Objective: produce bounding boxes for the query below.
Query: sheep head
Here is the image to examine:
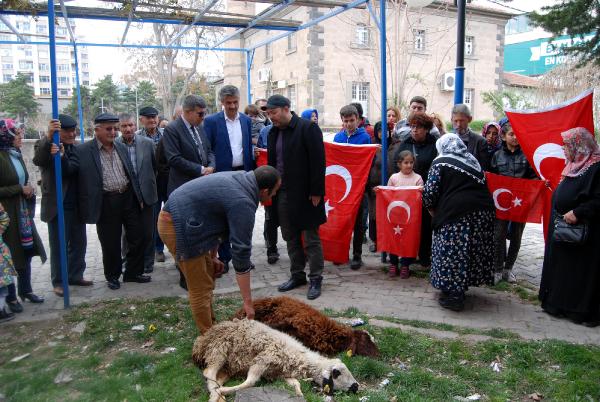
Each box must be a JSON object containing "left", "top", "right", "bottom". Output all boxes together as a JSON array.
[
  {"left": 316, "top": 359, "right": 359, "bottom": 395},
  {"left": 348, "top": 329, "right": 380, "bottom": 357}
]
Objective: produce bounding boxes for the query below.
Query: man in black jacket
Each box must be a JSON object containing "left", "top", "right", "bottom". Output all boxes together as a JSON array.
[{"left": 266, "top": 95, "right": 326, "bottom": 300}]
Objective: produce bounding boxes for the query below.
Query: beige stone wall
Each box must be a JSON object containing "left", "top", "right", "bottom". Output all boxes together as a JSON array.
[{"left": 223, "top": 2, "right": 511, "bottom": 127}]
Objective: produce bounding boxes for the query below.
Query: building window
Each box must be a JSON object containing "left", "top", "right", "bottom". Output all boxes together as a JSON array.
[
  {"left": 464, "top": 88, "right": 474, "bottom": 111},
  {"left": 39, "top": 63, "right": 49, "bottom": 71},
  {"left": 287, "top": 84, "right": 296, "bottom": 111},
  {"left": 2, "top": 63, "right": 12, "bottom": 70},
  {"left": 18, "top": 60, "right": 34, "bottom": 70},
  {"left": 82, "top": 63, "right": 89, "bottom": 69},
  {"left": 413, "top": 29, "right": 426, "bottom": 51},
  {"left": 16, "top": 22, "right": 30, "bottom": 31},
  {"left": 265, "top": 43, "right": 272, "bottom": 62},
  {"left": 82, "top": 80, "right": 89, "bottom": 86},
  {"left": 0, "top": 35, "right": 10, "bottom": 41},
  {"left": 287, "top": 33, "right": 297, "bottom": 52},
  {"left": 355, "top": 24, "right": 370, "bottom": 47},
  {"left": 40, "top": 87, "right": 51, "bottom": 95},
  {"left": 57, "top": 76, "right": 70, "bottom": 86},
  {"left": 56, "top": 27, "right": 68, "bottom": 36},
  {"left": 22, "top": 73, "right": 34, "bottom": 83},
  {"left": 57, "top": 64, "right": 69, "bottom": 72},
  {"left": 351, "top": 81, "right": 369, "bottom": 117},
  {"left": 60, "top": 89, "right": 69, "bottom": 96},
  {"left": 3, "top": 74, "right": 12, "bottom": 82},
  {"left": 465, "top": 36, "right": 474, "bottom": 56},
  {"left": 36, "top": 25, "right": 47, "bottom": 34},
  {"left": 39, "top": 75, "right": 50, "bottom": 83},
  {"left": 81, "top": 53, "right": 88, "bottom": 59}
]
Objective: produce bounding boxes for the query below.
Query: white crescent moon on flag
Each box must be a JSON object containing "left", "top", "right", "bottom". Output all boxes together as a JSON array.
[
  {"left": 325, "top": 165, "right": 352, "bottom": 202},
  {"left": 386, "top": 201, "right": 411, "bottom": 223},
  {"left": 492, "top": 188, "right": 512, "bottom": 211},
  {"left": 533, "top": 143, "right": 566, "bottom": 180}
]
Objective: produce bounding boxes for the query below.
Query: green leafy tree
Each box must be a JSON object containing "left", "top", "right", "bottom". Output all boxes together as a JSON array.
[
  {"left": 0, "top": 73, "right": 40, "bottom": 122},
  {"left": 90, "top": 75, "right": 121, "bottom": 114},
  {"left": 482, "top": 90, "right": 535, "bottom": 119},
  {"left": 62, "top": 85, "right": 94, "bottom": 138},
  {"left": 528, "top": 0, "right": 599, "bottom": 66},
  {"left": 121, "top": 80, "right": 159, "bottom": 116}
]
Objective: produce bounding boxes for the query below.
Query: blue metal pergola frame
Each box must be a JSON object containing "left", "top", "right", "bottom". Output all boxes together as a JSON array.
[{"left": 0, "top": 0, "right": 391, "bottom": 309}]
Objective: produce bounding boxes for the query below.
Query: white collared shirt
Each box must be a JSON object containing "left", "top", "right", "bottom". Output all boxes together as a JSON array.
[{"left": 225, "top": 112, "right": 244, "bottom": 168}]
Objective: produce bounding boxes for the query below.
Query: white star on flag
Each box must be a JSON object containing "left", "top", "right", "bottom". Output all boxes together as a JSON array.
[
  {"left": 324, "top": 200, "right": 334, "bottom": 217},
  {"left": 512, "top": 197, "right": 522, "bottom": 207},
  {"left": 393, "top": 225, "right": 402, "bottom": 235}
]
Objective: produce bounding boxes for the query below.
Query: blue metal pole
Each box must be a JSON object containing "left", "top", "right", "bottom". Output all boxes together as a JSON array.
[
  {"left": 48, "top": 0, "right": 70, "bottom": 308},
  {"left": 245, "top": 50, "right": 255, "bottom": 105},
  {"left": 380, "top": 0, "right": 388, "bottom": 186},
  {"left": 0, "top": 40, "right": 248, "bottom": 53},
  {"left": 454, "top": 0, "right": 466, "bottom": 104},
  {"left": 72, "top": 44, "right": 85, "bottom": 143}
]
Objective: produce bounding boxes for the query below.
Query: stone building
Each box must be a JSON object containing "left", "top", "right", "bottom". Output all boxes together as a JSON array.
[{"left": 223, "top": 0, "right": 513, "bottom": 127}]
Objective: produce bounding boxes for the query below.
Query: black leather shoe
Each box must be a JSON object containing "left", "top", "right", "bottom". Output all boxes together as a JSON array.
[
  {"left": 438, "top": 292, "right": 464, "bottom": 312},
  {"left": 267, "top": 254, "right": 279, "bottom": 264},
  {"left": 123, "top": 275, "right": 151, "bottom": 283},
  {"left": 0, "top": 307, "right": 15, "bottom": 323},
  {"left": 19, "top": 293, "right": 44, "bottom": 303},
  {"left": 278, "top": 277, "right": 307, "bottom": 292},
  {"left": 107, "top": 278, "right": 121, "bottom": 290},
  {"left": 350, "top": 256, "right": 362, "bottom": 270},
  {"left": 307, "top": 277, "right": 322, "bottom": 300},
  {"left": 7, "top": 300, "right": 23, "bottom": 313}
]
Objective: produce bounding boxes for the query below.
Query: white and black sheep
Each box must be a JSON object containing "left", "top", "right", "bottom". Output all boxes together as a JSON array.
[{"left": 192, "top": 318, "right": 359, "bottom": 402}]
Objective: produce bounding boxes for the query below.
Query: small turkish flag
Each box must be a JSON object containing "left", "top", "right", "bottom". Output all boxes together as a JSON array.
[
  {"left": 505, "top": 89, "right": 594, "bottom": 189},
  {"left": 320, "top": 143, "right": 378, "bottom": 263},
  {"left": 256, "top": 148, "right": 268, "bottom": 167},
  {"left": 375, "top": 186, "right": 422, "bottom": 258},
  {"left": 485, "top": 172, "right": 546, "bottom": 224}
]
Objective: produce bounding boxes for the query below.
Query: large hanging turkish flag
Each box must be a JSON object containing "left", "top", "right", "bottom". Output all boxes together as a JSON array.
[
  {"left": 320, "top": 143, "right": 378, "bottom": 263},
  {"left": 375, "top": 186, "right": 422, "bottom": 258},
  {"left": 505, "top": 89, "right": 594, "bottom": 189},
  {"left": 485, "top": 173, "right": 546, "bottom": 223}
]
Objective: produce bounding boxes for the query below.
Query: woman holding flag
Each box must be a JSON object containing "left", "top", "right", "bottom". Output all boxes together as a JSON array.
[
  {"left": 423, "top": 134, "right": 495, "bottom": 311},
  {"left": 539, "top": 127, "right": 600, "bottom": 327}
]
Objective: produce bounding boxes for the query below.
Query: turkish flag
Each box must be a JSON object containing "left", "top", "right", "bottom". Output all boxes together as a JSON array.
[
  {"left": 374, "top": 186, "right": 422, "bottom": 258},
  {"left": 319, "top": 143, "right": 378, "bottom": 263},
  {"left": 256, "top": 148, "right": 268, "bottom": 167},
  {"left": 505, "top": 89, "right": 594, "bottom": 189},
  {"left": 485, "top": 173, "right": 546, "bottom": 224}
]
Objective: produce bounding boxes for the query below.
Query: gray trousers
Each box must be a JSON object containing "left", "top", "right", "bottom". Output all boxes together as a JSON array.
[
  {"left": 48, "top": 209, "right": 87, "bottom": 287},
  {"left": 494, "top": 220, "right": 526, "bottom": 272},
  {"left": 277, "top": 189, "right": 324, "bottom": 280}
]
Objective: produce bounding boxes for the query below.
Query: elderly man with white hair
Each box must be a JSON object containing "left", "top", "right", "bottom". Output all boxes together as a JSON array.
[{"left": 451, "top": 103, "right": 490, "bottom": 171}]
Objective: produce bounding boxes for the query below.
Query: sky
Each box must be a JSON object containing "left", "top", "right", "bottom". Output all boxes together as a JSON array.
[{"left": 70, "top": 0, "right": 560, "bottom": 86}]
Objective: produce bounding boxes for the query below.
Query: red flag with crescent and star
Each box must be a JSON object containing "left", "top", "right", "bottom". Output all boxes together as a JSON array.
[
  {"left": 505, "top": 89, "right": 594, "bottom": 189},
  {"left": 485, "top": 173, "right": 546, "bottom": 224},
  {"left": 319, "top": 142, "right": 378, "bottom": 263},
  {"left": 374, "top": 186, "right": 422, "bottom": 258}
]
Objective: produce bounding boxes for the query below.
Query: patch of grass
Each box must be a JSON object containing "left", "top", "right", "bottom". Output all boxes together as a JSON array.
[
  {"left": 1, "top": 298, "right": 599, "bottom": 402},
  {"left": 490, "top": 280, "right": 540, "bottom": 304}
]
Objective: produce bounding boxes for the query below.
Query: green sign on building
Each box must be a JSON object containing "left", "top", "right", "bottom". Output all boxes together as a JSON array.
[{"left": 504, "top": 33, "right": 595, "bottom": 76}]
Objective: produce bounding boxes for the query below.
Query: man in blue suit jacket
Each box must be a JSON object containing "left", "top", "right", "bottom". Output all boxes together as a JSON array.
[{"left": 204, "top": 85, "right": 255, "bottom": 271}]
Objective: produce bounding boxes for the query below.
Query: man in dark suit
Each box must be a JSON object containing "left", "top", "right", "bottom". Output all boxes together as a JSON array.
[
  {"left": 117, "top": 113, "right": 158, "bottom": 274},
  {"left": 65, "top": 113, "right": 150, "bottom": 290},
  {"left": 33, "top": 114, "right": 90, "bottom": 297},
  {"left": 204, "top": 85, "right": 254, "bottom": 271},
  {"left": 265, "top": 95, "right": 327, "bottom": 300},
  {"left": 162, "top": 95, "right": 215, "bottom": 197}
]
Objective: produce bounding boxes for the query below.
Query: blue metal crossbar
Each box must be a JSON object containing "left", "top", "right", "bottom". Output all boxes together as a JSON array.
[{"left": 0, "top": 40, "right": 246, "bottom": 52}]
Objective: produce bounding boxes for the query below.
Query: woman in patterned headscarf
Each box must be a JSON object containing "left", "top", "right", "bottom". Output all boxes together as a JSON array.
[
  {"left": 481, "top": 121, "right": 503, "bottom": 160},
  {"left": 0, "top": 120, "right": 46, "bottom": 314},
  {"left": 423, "top": 134, "right": 495, "bottom": 311},
  {"left": 539, "top": 127, "right": 600, "bottom": 327}
]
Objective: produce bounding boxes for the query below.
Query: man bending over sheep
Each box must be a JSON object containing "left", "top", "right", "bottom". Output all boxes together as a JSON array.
[{"left": 158, "top": 165, "right": 281, "bottom": 332}]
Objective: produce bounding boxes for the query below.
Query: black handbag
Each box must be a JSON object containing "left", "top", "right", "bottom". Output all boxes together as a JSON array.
[{"left": 553, "top": 214, "right": 588, "bottom": 244}]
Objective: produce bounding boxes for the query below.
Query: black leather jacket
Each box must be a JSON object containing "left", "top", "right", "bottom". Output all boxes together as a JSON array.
[{"left": 491, "top": 143, "right": 538, "bottom": 179}]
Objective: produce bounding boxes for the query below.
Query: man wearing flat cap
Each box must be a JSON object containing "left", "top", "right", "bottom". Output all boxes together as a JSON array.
[
  {"left": 265, "top": 94, "right": 327, "bottom": 300},
  {"left": 33, "top": 115, "right": 90, "bottom": 297},
  {"left": 65, "top": 113, "right": 149, "bottom": 290}
]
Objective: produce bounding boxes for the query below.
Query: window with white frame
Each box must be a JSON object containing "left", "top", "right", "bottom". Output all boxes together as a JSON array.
[
  {"left": 83, "top": 80, "right": 89, "bottom": 86},
  {"left": 2, "top": 63, "right": 12, "bottom": 70},
  {"left": 39, "top": 63, "right": 49, "bottom": 71},
  {"left": 463, "top": 88, "right": 474, "bottom": 111},
  {"left": 287, "top": 84, "right": 296, "bottom": 111},
  {"left": 57, "top": 64, "right": 69, "bottom": 71},
  {"left": 39, "top": 75, "right": 50, "bottom": 83},
  {"left": 56, "top": 27, "right": 67, "bottom": 36},
  {"left": 351, "top": 82, "right": 369, "bottom": 117},
  {"left": 413, "top": 29, "right": 426, "bottom": 51},
  {"left": 22, "top": 73, "right": 34, "bottom": 83},
  {"left": 16, "top": 22, "right": 30, "bottom": 31},
  {"left": 465, "top": 36, "right": 474, "bottom": 56},
  {"left": 18, "top": 60, "right": 33, "bottom": 70},
  {"left": 57, "top": 76, "right": 70, "bottom": 86},
  {"left": 0, "top": 35, "right": 9, "bottom": 41},
  {"left": 60, "top": 89, "right": 70, "bottom": 96},
  {"left": 40, "top": 87, "right": 51, "bottom": 95},
  {"left": 3, "top": 74, "right": 12, "bottom": 82},
  {"left": 355, "top": 24, "right": 370, "bottom": 47},
  {"left": 37, "top": 25, "right": 47, "bottom": 34},
  {"left": 287, "top": 33, "right": 297, "bottom": 52},
  {"left": 265, "top": 43, "right": 272, "bottom": 62}
]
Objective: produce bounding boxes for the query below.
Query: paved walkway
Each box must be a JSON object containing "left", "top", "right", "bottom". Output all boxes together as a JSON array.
[{"left": 11, "top": 205, "right": 599, "bottom": 345}]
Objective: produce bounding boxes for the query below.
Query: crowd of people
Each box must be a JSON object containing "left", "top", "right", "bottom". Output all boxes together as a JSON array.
[{"left": 0, "top": 88, "right": 598, "bottom": 330}]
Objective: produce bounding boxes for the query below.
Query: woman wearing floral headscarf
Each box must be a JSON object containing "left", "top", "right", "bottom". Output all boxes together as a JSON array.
[
  {"left": 0, "top": 120, "right": 46, "bottom": 314},
  {"left": 539, "top": 127, "right": 600, "bottom": 327},
  {"left": 423, "top": 134, "right": 495, "bottom": 311},
  {"left": 481, "top": 121, "right": 502, "bottom": 160}
]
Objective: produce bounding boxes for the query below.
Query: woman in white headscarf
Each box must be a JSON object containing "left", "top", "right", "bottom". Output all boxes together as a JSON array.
[{"left": 423, "top": 134, "right": 495, "bottom": 311}]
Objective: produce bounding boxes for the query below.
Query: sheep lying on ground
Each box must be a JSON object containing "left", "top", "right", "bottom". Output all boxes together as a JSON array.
[
  {"left": 233, "top": 296, "right": 379, "bottom": 357},
  {"left": 192, "top": 319, "right": 359, "bottom": 402}
]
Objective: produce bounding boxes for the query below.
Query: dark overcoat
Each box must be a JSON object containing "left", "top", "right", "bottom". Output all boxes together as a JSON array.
[{"left": 267, "top": 113, "right": 326, "bottom": 230}]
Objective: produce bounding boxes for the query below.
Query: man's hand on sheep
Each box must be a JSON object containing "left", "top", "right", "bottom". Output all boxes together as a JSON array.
[{"left": 243, "top": 299, "right": 255, "bottom": 320}]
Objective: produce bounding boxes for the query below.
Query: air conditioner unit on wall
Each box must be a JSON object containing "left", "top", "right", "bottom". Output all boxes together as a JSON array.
[
  {"left": 277, "top": 80, "right": 287, "bottom": 89},
  {"left": 257, "top": 68, "right": 271, "bottom": 83},
  {"left": 441, "top": 71, "right": 455, "bottom": 91}
]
